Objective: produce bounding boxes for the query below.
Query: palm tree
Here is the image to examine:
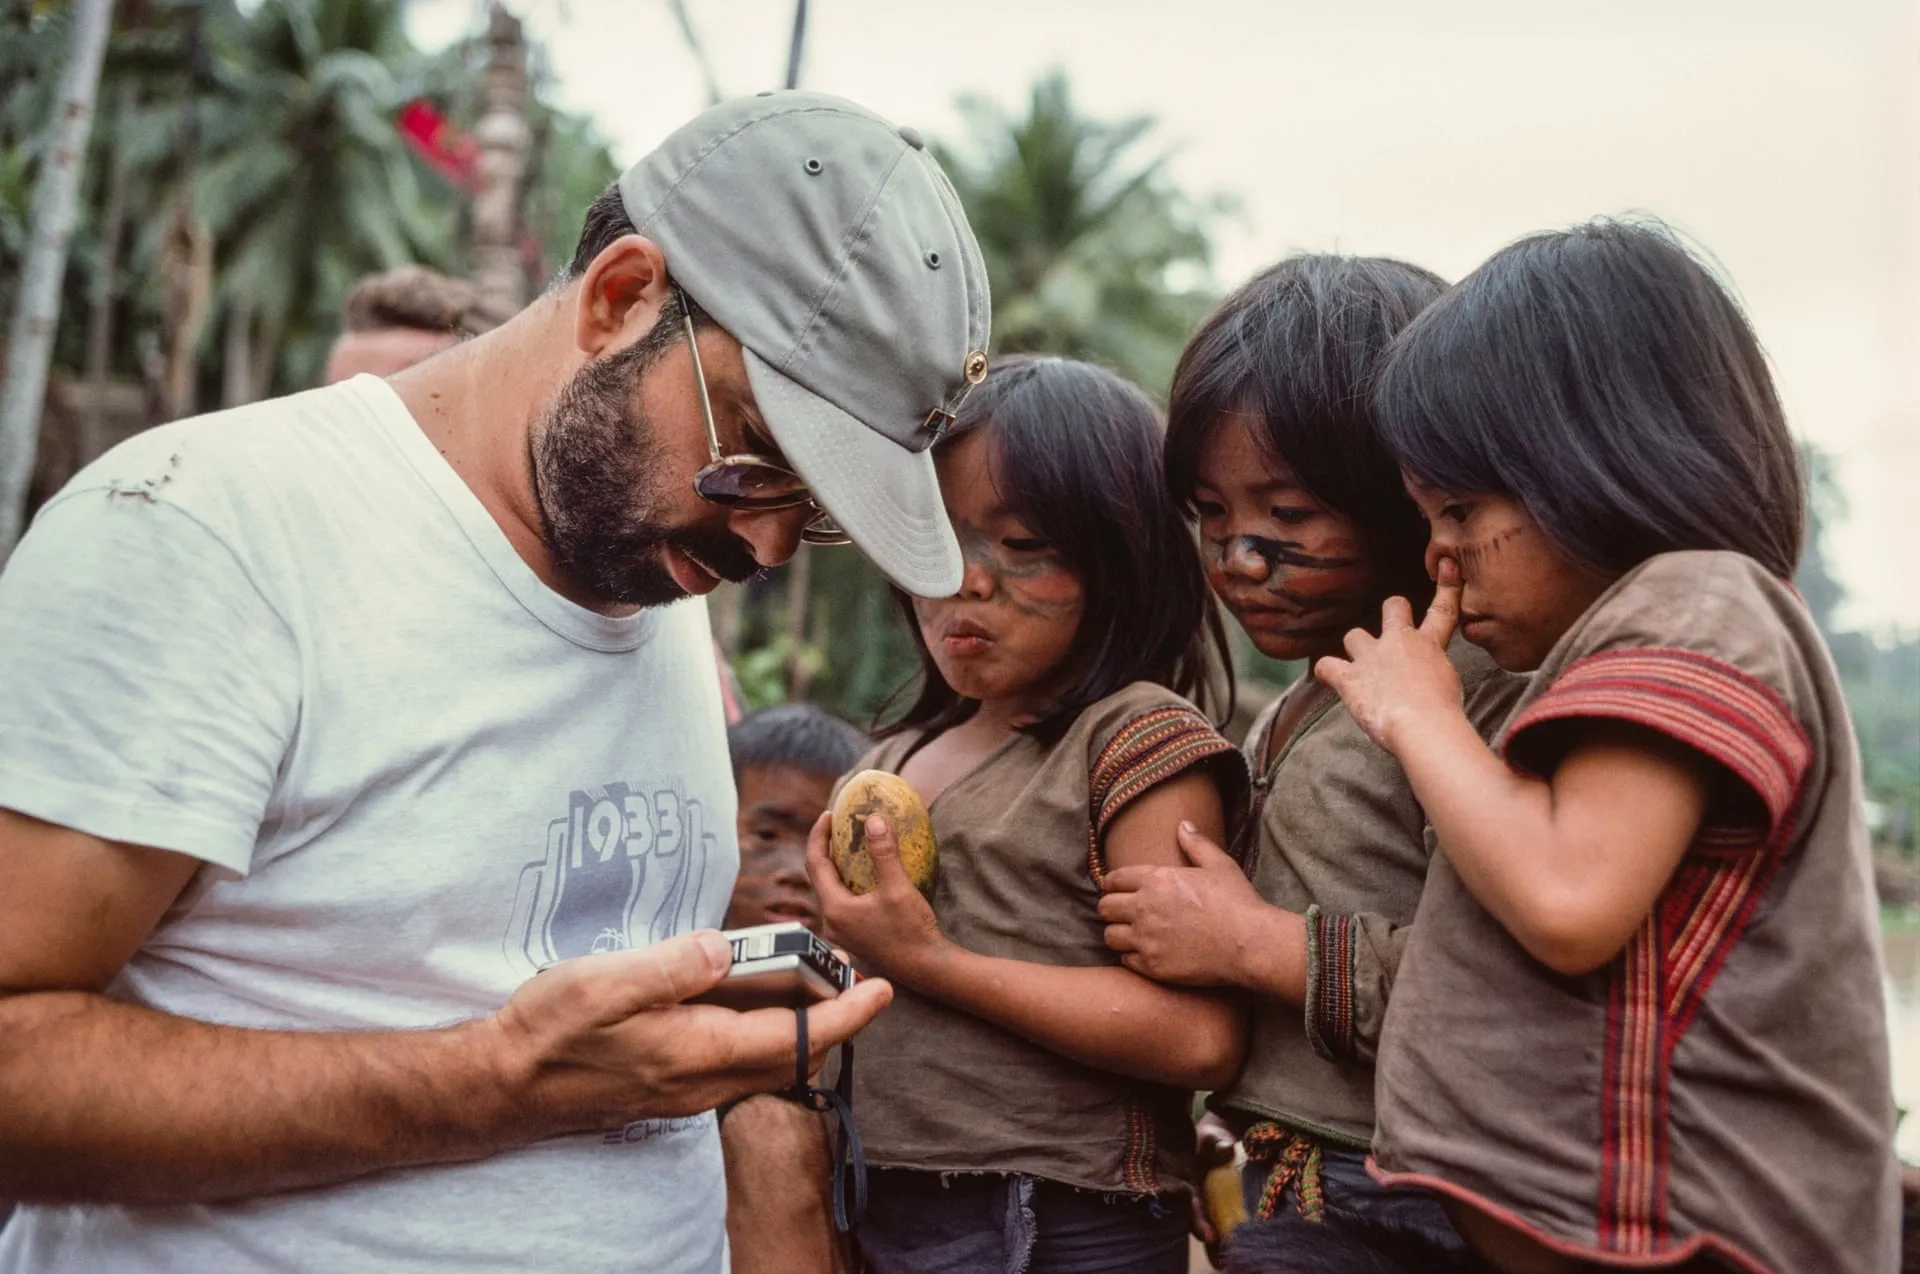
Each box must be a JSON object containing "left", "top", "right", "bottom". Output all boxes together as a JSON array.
[
  {"left": 146, "top": 0, "right": 455, "bottom": 400},
  {"left": 932, "top": 70, "right": 1231, "bottom": 396}
]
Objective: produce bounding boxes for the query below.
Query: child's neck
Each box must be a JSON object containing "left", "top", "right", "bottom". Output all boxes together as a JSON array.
[{"left": 967, "top": 695, "right": 1038, "bottom": 736}]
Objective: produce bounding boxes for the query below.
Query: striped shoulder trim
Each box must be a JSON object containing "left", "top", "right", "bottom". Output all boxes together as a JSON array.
[
  {"left": 1503, "top": 647, "right": 1811, "bottom": 837},
  {"left": 1086, "top": 704, "right": 1243, "bottom": 885},
  {"left": 1504, "top": 651, "right": 1813, "bottom": 1255}
]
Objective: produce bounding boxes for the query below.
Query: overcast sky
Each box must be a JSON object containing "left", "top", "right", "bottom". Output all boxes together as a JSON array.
[{"left": 413, "top": 0, "right": 1920, "bottom": 634}]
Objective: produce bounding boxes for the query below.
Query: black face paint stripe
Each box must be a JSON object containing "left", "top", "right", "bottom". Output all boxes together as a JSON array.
[{"left": 1219, "top": 534, "right": 1366, "bottom": 573}]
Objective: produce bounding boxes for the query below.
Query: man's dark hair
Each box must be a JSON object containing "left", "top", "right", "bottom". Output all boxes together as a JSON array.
[
  {"left": 882, "top": 355, "right": 1232, "bottom": 742},
  {"left": 727, "top": 704, "right": 868, "bottom": 782},
  {"left": 1164, "top": 254, "right": 1448, "bottom": 608},
  {"left": 565, "top": 183, "right": 638, "bottom": 281},
  {"left": 1372, "top": 217, "right": 1804, "bottom": 579}
]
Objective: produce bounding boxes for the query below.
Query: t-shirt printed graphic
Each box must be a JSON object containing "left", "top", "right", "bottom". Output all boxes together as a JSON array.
[{"left": 506, "top": 780, "right": 721, "bottom": 974}]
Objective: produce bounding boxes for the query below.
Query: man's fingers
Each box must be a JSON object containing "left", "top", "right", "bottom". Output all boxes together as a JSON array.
[
  {"left": 720, "top": 977, "right": 895, "bottom": 1081},
  {"left": 1175, "top": 821, "right": 1235, "bottom": 869},
  {"left": 582, "top": 929, "right": 732, "bottom": 1015},
  {"left": 1423, "top": 558, "right": 1463, "bottom": 646},
  {"left": 1380, "top": 595, "right": 1415, "bottom": 632},
  {"left": 801, "top": 976, "right": 893, "bottom": 1060}
]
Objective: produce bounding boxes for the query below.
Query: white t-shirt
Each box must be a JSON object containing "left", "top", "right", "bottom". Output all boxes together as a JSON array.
[{"left": 0, "top": 377, "right": 739, "bottom": 1272}]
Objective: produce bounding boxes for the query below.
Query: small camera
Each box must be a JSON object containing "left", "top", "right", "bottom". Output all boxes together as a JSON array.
[{"left": 688, "top": 922, "right": 857, "bottom": 1011}]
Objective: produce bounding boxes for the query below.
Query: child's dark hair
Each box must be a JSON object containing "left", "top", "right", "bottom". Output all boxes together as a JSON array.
[
  {"left": 882, "top": 355, "right": 1231, "bottom": 741},
  {"left": 1373, "top": 218, "right": 1804, "bottom": 579},
  {"left": 727, "top": 704, "right": 867, "bottom": 782},
  {"left": 1164, "top": 254, "right": 1449, "bottom": 607}
]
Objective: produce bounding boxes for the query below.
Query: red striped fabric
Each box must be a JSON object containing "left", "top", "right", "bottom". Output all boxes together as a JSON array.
[{"left": 1506, "top": 648, "right": 1810, "bottom": 1255}]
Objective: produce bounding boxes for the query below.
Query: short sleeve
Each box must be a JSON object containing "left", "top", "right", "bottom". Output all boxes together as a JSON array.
[
  {"left": 1085, "top": 686, "right": 1250, "bottom": 882},
  {"left": 0, "top": 488, "right": 300, "bottom": 875},
  {"left": 1502, "top": 554, "right": 1812, "bottom": 848}
]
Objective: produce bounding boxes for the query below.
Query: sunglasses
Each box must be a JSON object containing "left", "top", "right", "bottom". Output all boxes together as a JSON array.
[{"left": 680, "top": 292, "right": 850, "bottom": 547}]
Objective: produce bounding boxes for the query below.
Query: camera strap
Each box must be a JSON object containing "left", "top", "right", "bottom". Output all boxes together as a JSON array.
[{"left": 787, "top": 1004, "right": 867, "bottom": 1233}]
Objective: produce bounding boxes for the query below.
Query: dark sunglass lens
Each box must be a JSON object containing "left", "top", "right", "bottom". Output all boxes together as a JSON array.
[{"left": 695, "top": 462, "right": 810, "bottom": 509}]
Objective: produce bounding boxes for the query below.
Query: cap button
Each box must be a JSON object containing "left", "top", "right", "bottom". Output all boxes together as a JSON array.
[{"left": 898, "top": 125, "right": 925, "bottom": 150}]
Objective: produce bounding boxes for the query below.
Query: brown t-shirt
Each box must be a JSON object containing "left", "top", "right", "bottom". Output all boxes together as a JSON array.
[
  {"left": 1212, "top": 639, "right": 1525, "bottom": 1148},
  {"left": 849, "top": 681, "right": 1249, "bottom": 1194},
  {"left": 1372, "top": 551, "right": 1899, "bottom": 1273}
]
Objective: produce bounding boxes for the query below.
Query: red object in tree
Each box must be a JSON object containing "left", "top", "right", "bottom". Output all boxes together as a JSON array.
[{"left": 397, "top": 99, "right": 480, "bottom": 192}]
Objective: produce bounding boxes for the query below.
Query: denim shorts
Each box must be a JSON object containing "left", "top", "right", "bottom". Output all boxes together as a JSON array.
[{"left": 856, "top": 1167, "right": 1188, "bottom": 1274}]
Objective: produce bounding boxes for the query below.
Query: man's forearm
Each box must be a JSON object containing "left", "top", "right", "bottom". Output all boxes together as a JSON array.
[{"left": 0, "top": 989, "right": 516, "bottom": 1205}]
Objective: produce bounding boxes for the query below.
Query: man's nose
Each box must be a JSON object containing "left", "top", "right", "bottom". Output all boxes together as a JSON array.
[{"left": 730, "top": 505, "right": 810, "bottom": 569}]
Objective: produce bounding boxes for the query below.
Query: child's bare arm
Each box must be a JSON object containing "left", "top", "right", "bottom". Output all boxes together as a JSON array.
[
  {"left": 1316, "top": 564, "right": 1711, "bottom": 977},
  {"left": 806, "top": 776, "right": 1247, "bottom": 1090}
]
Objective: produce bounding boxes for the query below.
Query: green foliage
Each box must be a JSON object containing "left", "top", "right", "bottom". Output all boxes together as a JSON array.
[{"left": 931, "top": 70, "right": 1233, "bottom": 397}]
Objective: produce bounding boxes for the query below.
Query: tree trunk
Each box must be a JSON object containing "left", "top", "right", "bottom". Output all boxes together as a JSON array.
[
  {"left": 82, "top": 79, "right": 135, "bottom": 467},
  {"left": 0, "top": 0, "right": 115, "bottom": 556},
  {"left": 220, "top": 301, "right": 253, "bottom": 409}
]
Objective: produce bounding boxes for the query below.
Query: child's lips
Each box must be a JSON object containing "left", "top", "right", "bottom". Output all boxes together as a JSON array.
[{"left": 941, "top": 618, "right": 994, "bottom": 657}]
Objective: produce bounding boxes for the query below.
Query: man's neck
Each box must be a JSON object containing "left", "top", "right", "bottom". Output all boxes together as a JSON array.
[{"left": 385, "top": 299, "right": 620, "bottom": 614}]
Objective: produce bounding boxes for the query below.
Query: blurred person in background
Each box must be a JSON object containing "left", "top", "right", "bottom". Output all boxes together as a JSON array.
[{"left": 322, "top": 264, "right": 498, "bottom": 384}]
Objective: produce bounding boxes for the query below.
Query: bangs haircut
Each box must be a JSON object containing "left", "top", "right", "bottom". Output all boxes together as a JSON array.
[
  {"left": 881, "top": 355, "right": 1231, "bottom": 742},
  {"left": 1373, "top": 218, "right": 1804, "bottom": 579},
  {"left": 728, "top": 704, "right": 868, "bottom": 782},
  {"left": 1165, "top": 254, "right": 1448, "bottom": 606}
]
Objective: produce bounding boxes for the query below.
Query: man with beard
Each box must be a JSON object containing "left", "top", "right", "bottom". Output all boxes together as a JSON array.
[{"left": 0, "top": 92, "right": 988, "bottom": 1274}]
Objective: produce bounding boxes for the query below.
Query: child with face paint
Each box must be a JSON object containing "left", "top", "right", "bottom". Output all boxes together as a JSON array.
[
  {"left": 718, "top": 704, "right": 869, "bottom": 1274},
  {"left": 1316, "top": 221, "right": 1897, "bottom": 1273},
  {"left": 804, "top": 355, "right": 1251, "bottom": 1274},
  {"left": 1096, "top": 255, "right": 1527, "bottom": 1269}
]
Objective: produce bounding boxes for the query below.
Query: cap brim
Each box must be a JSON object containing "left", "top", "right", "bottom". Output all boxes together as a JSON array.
[{"left": 742, "top": 349, "right": 961, "bottom": 597}]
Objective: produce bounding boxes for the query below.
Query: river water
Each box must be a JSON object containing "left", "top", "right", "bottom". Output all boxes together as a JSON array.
[{"left": 1885, "top": 915, "right": 1920, "bottom": 1158}]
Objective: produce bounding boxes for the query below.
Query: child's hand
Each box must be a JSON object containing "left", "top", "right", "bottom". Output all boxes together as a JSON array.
[
  {"left": 805, "top": 811, "right": 951, "bottom": 989},
  {"left": 1314, "top": 558, "right": 1466, "bottom": 755},
  {"left": 1098, "top": 823, "right": 1265, "bottom": 987}
]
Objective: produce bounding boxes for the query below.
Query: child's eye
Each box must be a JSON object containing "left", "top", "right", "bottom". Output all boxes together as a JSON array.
[
  {"left": 1440, "top": 503, "right": 1472, "bottom": 524},
  {"left": 1269, "top": 508, "right": 1315, "bottom": 526},
  {"left": 1192, "top": 499, "right": 1226, "bottom": 519},
  {"left": 1001, "top": 537, "right": 1050, "bottom": 553}
]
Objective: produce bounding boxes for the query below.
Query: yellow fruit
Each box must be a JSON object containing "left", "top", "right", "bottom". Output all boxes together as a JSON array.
[{"left": 830, "top": 770, "right": 937, "bottom": 896}]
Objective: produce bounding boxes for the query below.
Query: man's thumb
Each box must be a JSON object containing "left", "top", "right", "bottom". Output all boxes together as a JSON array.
[{"left": 606, "top": 929, "right": 733, "bottom": 1011}]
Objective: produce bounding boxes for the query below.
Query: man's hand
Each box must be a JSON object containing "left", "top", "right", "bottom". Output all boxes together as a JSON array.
[
  {"left": 1098, "top": 822, "right": 1268, "bottom": 987},
  {"left": 1314, "top": 559, "right": 1464, "bottom": 755},
  {"left": 486, "top": 929, "right": 892, "bottom": 1138},
  {"left": 805, "top": 811, "right": 952, "bottom": 990}
]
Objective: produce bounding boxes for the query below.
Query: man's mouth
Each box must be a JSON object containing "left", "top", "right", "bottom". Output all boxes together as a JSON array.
[{"left": 663, "top": 544, "right": 722, "bottom": 597}]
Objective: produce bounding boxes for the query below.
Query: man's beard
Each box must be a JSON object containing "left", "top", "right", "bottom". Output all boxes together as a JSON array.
[{"left": 530, "top": 314, "right": 763, "bottom": 609}]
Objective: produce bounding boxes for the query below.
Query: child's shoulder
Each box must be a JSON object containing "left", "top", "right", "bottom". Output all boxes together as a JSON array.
[{"left": 1556, "top": 549, "right": 1815, "bottom": 690}]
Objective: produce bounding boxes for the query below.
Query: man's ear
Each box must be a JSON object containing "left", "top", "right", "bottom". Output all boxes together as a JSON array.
[{"left": 573, "top": 235, "right": 672, "bottom": 357}]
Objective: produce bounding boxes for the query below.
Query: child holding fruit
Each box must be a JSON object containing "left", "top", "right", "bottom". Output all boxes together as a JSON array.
[{"left": 806, "top": 355, "right": 1250, "bottom": 1274}]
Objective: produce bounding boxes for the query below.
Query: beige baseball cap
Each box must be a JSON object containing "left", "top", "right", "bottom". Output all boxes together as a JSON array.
[{"left": 619, "top": 91, "right": 990, "bottom": 597}]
